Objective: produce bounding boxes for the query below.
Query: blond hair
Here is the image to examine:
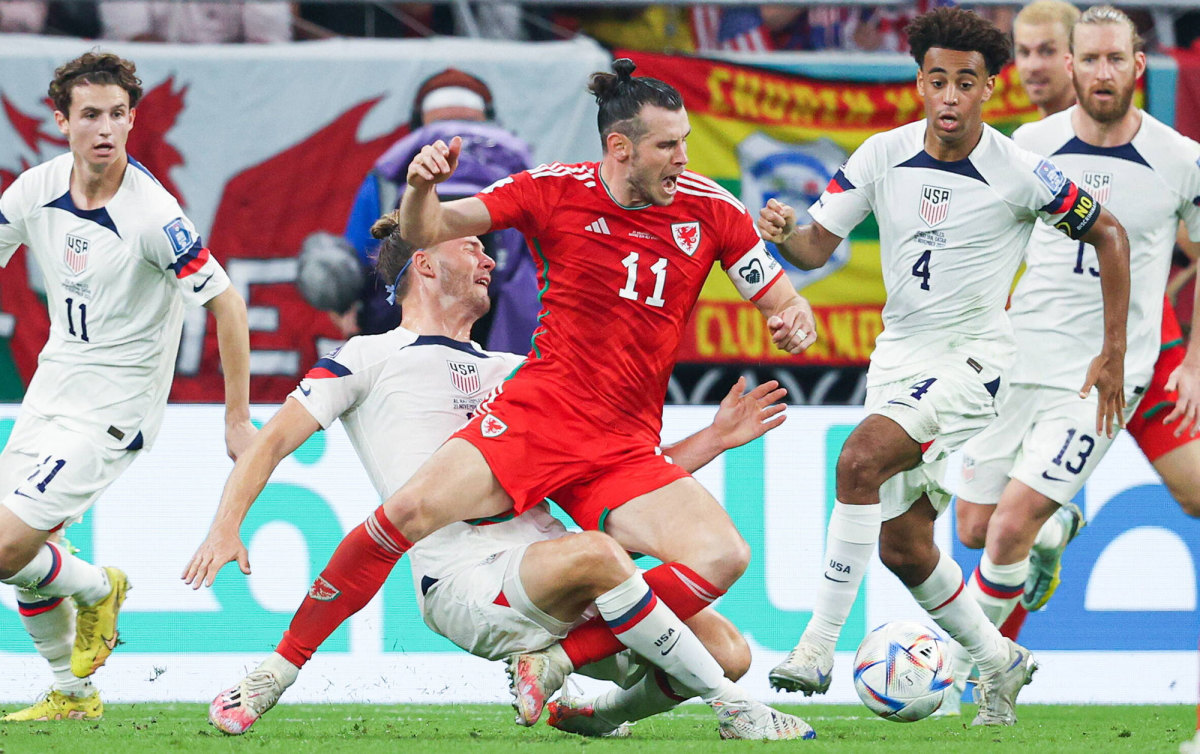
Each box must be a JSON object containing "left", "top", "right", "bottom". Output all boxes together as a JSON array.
[
  {"left": 1015, "top": 0, "right": 1080, "bottom": 38},
  {"left": 1072, "top": 5, "right": 1145, "bottom": 53}
]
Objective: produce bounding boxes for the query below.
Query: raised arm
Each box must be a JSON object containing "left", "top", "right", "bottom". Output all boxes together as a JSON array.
[
  {"left": 757, "top": 198, "right": 845, "bottom": 270},
  {"left": 399, "top": 136, "right": 494, "bottom": 247},
  {"left": 203, "top": 286, "right": 255, "bottom": 460},
  {"left": 1077, "top": 207, "right": 1130, "bottom": 438},
  {"left": 181, "top": 398, "right": 320, "bottom": 589},
  {"left": 662, "top": 378, "right": 787, "bottom": 472}
]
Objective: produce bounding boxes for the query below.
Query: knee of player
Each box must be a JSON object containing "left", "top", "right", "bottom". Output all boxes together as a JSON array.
[
  {"left": 571, "top": 531, "right": 634, "bottom": 586},
  {"left": 955, "top": 510, "right": 988, "bottom": 550},
  {"left": 697, "top": 534, "right": 749, "bottom": 589},
  {"left": 835, "top": 441, "right": 886, "bottom": 495}
]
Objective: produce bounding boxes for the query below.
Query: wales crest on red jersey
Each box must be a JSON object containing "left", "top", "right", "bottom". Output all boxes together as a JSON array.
[{"left": 671, "top": 222, "right": 701, "bottom": 256}]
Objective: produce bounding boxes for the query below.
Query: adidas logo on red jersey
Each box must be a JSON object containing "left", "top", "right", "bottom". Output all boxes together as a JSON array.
[{"left": 584, "top": 218, "right": 611, "bottom": 235}]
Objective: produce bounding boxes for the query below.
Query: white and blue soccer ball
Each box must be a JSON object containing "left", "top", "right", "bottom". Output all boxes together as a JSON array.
[{"left": 853, "top": 621, "right": 954, "bottom": 722}]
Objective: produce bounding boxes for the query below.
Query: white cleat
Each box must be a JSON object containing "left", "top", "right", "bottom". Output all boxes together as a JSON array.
[
  {"left": 506, "top": 645, "right": 571, "bottom": 726},
  {"left": 1180, "top": 731, "right": 1200, "bottom": 754},
  {"left": 972, "top": 639, "right": 1037, "bottom": 727},
  {"left": 546, "top": 697, "right": 631, "bottom": 738},
  {"left": 208, "top": 669, "right": 286, "bottom": 735},
  {"left": 1023, "top": 502, "right": 1085, "bottom": 611},
  {"left": 768, "top": 641, "right": 833, "bottom": 696},
  {"left": 712, "top": 698, "right": 817, "bottom": 740}
]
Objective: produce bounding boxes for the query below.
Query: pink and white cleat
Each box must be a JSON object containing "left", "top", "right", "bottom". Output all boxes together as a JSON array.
[
  {"left": 208, "top": 669, "right": 286, "bottom": 735},
  {"left": 505, "top": 645, "right": 571, "bottom": 726}
]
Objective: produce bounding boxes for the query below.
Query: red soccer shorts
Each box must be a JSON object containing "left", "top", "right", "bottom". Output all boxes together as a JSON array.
[
  {"left": 1126, "top": 299, "right": 1192, "bottom": 462},
  {"left": 451, "top": 376, "right": 691, "bottom": 531}
]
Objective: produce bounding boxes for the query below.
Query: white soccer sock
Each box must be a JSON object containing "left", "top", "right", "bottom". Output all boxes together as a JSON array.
[
  {"left": 2, "top": 542, "right": 109, "bottom": 605},
  {"left": 15, "top": 587, "right": 92, "bottom": 697},
  {"left": 594, "top": 573, "right": 735, "bottom": 703},
  {"left": 966, "top": 554, "right": 1028, "bottom": 627},
  {"left": 909, "top": 551, "right": 1009, "bottom": 677},
  {"left": 259, "top": 652, "right": 300, "bottom": 688},
  {"left": 800, "top": 501, "right": 881, "bottom": 651},
  {"left": 1033, "top": 512, "right": 1068, "bottom": 552},
  {"left": 590, "top": 668, "right": 693, "bottom": 725}
]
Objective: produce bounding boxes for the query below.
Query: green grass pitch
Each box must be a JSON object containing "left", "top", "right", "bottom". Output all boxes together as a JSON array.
[{"left": 0, "top": 703, "right": 1193, "bottom": 753}]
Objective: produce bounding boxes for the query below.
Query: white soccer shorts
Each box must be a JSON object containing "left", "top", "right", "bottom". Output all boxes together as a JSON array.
[
  {"left": 0, "top": 413, "right": 140, "bottom": 531},
  {"left": 958, "top": 383, "right": 1142, "bottom": 506},
  {"left": 420, "top": 543, "right": 582, "bottom": 661},
  {"left": 865, "top": 356, "right": 1004, "bottom": 522}
]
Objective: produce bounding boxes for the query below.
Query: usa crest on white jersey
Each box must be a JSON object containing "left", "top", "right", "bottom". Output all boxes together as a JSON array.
[
  {"left": 671, "top": 221, "right": 701, "bottom": 255},
  {"left": 63, "top": 233, "right": 88, "bottom": 275},
  {"left": 919, "top": 186, "right": 951, "bottom": 227},
  {"left": 1081, "top": 171, "right": 1113, "bottom": 204},
  {"left": 447, "top": 360, "right": 480, "bottom": 395}
]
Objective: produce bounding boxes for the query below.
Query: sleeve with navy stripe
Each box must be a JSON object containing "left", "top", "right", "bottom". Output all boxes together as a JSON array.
[
  {"left": 0, "top": 174, "right": 29, "bottom": 267},
  {"left": 289, "top": 341, "right": 377, "bottom": 429},
  {"left": 139, "top": 202, "right": 231, "bottom": 306},
  {"left": 1032, "top": 158, "right": 1100, "bottom": 240},
  {"left": 807, "top": 133, "right": 879, "bottom": 239}
]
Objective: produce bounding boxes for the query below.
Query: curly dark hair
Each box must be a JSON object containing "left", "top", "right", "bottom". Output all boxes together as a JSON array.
[
  {"left": 906, "top": 8, "right": 1011, "bottom": 76},
  {"left": 370, "top": 212, "right": 419, "bottom": 304},
  {"left": 48, "top": 51, "right": 143, "bottom": 115},
  {"left": 587, "top": 58, "right": 683, "bottom": 150}
]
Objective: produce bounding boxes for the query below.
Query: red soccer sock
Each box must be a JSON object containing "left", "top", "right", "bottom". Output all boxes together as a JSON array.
[
  {"left": 999, "top": 603, "right": 1028, "bottom": 641},
  {"left": 559, "top": 561, "right": 724, "bottom": 670},
  {"left": 276, "top": 507, "right": 412, "bottom": 668}
]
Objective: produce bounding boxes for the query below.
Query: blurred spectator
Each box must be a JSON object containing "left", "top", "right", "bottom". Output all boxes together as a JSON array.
[
  {"left": 335, "top": 69, "right": 539, "bottom": 353},
  {"left": 694, "top": 5, "right": 773, "bottom": 52},
  {"left": 0, "top": 2, "right": 47, "bottom": 33},
  {"left": 99, "top": 1, "right": 293, "bottom": 43},
  {"left": 576, "top": 6, "right": 696, "bottom": 53},
  {"left": 1179, "top": 11, "right": 1200, "bottom": 50}
]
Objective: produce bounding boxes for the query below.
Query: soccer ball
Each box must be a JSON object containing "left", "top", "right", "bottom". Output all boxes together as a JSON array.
[{"left": 853, "top": 621, "right": 953, "bottom": 722}]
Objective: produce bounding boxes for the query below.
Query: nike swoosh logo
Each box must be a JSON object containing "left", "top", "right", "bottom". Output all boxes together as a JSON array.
[
  {"left": 299, "top": 381, "right": 311, "bottom": 396},
  {"left": 824, "top": 574, "right": 848, "bottom": 583},
  {"left": 659, "top": 634, "right": 681, "bottom": 656},
  {"left": 1041, "top": 471, "right": 1069, "bottom": 482},
  {"left": 192, "top": 273, "right": 213, "bottom": 293}
]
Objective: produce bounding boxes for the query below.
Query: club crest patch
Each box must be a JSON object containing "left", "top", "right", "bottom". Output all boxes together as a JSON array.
[
  {"left": 671, "top": 222, "right": 701, "bottom": 256},
  {"left": 480, "top": 414, "right": 508, "bottom": 438},
  {"left": 64, "top": 234, "right": 88, "bottom": 275},
  {"left": 919, "top": 185, "right": 951, "bottom": 227},
  {"left": 308, "top": 575, "right": 340, "bottom": 601}
]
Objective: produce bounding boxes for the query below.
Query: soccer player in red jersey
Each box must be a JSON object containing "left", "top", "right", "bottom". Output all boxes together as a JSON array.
[{"left": 216, "top": 59, "right": 819, "bottom": 737}]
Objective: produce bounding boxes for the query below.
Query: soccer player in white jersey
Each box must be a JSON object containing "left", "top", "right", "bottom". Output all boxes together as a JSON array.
[
  {"left": 0, "top": 52, "right": 252, "bottom": 721},
  {"left": 955, "top": 4, "right": 1200, "bottom": 648},
  {"left": 185, "top": 220, "right": 813, "bottom": 741},
  {"left": 956, "top": 3, "right": 1200, "bottom": 639},
  {"left": 756, "top": 7, "right": 1132, "bottom": 726}
]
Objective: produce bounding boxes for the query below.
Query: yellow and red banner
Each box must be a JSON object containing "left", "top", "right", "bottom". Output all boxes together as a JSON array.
[{"left": 622, "top": 51, "right": 1045, "bottom": 366}]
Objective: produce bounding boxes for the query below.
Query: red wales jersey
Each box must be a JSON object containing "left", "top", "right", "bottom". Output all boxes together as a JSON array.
[{"left": 476, "top": 161, "right": 784, "bottom": 439}]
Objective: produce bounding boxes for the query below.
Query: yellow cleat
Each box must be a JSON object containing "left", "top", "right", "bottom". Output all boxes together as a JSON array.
[
  {"left": 71, "top": 567, "right": 129, "bottom": 678},
  {"left": 2, "top": 689, "right": 103, "bottom": 721}
]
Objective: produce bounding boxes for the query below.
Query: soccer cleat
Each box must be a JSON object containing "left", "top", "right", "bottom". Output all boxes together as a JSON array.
[
  {"left": 506, "top": 646, "right": 570, "bottom": 726},
  {"left": 1023, "top": 502, "right": 1085, "bottom": 612},
  {"left": 971, "top": 639, "right": 1037, "bottom": 726},
  {"left": 2, "top": 689, "right": 102, "bottom": 721},
  {"left": 209, "top": 669, "right": 286, "bottom": 735},
  {"left": 768, "top": 640, "right": 833, "bottom": 696},
  {"left": 712, "top": 699, "right": 816, "bottom": 740},
  {"left": 1181, "top": 731, "right": 1200, "bottom": 754},
  {"left": 546, "top": 698, "right": 631, "bottom": 738},
  {"left": 71, "top": 567, "right": 129, "bottom": 678}
]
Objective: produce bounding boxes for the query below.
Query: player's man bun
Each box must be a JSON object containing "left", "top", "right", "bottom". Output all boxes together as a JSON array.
[
  {"left": 371, "top": 211, "right": 419, "bottom": 304},
  {"left": 906, "top": 7, "right": 1011, "bottom": 76},
  {"left": 587, "top": 58, "right": 683, "bottom": 150}
]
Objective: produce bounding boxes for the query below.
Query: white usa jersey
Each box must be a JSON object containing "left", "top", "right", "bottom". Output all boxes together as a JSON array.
[
  {"left": 809, "top": 121, "right": 1100, "bottom": 386},
  {"left": 287, "top": 329, "right": 567, "bottom": 604},
  {"left": 0, "top": 153, "right": 231, "bottom": 448},
  {"left": 1009, "top": 109, "right": 1200, "bottom": 391}
]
